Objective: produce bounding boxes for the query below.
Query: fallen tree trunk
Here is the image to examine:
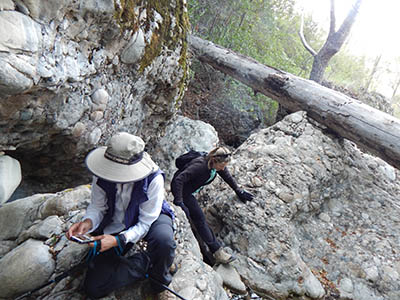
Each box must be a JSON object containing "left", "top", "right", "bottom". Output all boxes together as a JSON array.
[{"left": 189, "top": 35, "right": 400, "bottom": 170}]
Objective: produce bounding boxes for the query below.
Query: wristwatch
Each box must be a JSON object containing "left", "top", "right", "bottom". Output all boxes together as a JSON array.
[{"left": 117, "top": 232, "right": 127, "bottom": 247}]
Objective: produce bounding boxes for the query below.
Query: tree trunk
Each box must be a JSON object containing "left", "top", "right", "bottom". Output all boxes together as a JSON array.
[
  {"left": 309, "top": 54, "right": 330, "bottom": 83},
  {"left": 300, "top": 0, "right": 363, "bottom": 83},
  {"left": 189, "top": 35, "right": 400, "bottom": 170}
]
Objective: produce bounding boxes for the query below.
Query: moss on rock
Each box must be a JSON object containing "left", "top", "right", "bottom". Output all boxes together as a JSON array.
[{"left": 114, "top": 0, "right": 190, "bottom": 105}]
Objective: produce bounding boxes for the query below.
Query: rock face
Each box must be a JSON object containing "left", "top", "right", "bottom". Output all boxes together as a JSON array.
[
  {"left": 152, "top": 115, "right": 219, "bottom": 182},
  {"left": 0, "top": 0, "right": 190, "bottom": 190},
  {"left": 0, "top": 186, "right": 229, "bottom": 300},
  {"left": 1, "top": 111, "right": 400, "bottom": 300},
  {"left": 200, "top": 111, "right": 400, "bottom": 300}
]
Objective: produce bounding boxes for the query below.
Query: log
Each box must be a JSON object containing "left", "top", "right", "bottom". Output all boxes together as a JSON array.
[{"left": 189, "top": 35, "right": 400, "bottom": 170}]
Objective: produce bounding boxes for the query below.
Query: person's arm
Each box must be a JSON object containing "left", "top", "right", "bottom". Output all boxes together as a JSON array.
[
  {"left": 218, "top": 167, "right": 254, "bottom": 202},
  {"left": 82, "top": 176, "right": 108, "bottom": 232},
  {"left": 119, "top": 173, "right": 164, "bottom": 244},
  {"left": 217, "top": 167, "right": 240, "bottom": 193},
  {"left": 67, "top": 176, "right": 107, "bottom": 239}
]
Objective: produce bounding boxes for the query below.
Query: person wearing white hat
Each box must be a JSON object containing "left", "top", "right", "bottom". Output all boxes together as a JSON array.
[{"left": 67, "top": 132, "right": 176, "bottom": 299}]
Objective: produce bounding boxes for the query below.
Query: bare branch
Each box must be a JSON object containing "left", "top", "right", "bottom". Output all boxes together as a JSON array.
[
  {"left": 335, "top": 0, "right": 363, "bottom": 44},
  {"left": 298, "top": 13, "right": 317, "bottom": 56},
  {"left": 328, "top": 0, "right": 336, "bottom": 36}
]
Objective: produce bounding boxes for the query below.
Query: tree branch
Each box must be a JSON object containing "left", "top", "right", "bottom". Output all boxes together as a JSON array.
[
  {"left": 335, "top": 0, "right": 363, "bottom": 44},
  {"left": 298, "top": 13, "right": 317, "bottom": 56},
  {"left": 328, "top": 0, "right": 336, "bottom": 36}
]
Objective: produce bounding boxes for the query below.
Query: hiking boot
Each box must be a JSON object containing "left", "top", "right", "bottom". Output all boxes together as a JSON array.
[{"left": 213, "top": 248, "right": 236, "bottom": 264}]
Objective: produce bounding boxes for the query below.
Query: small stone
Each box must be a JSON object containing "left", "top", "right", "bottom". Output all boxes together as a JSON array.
[
  {"left": 361, "top": 213, "right": 369, "bottom": 219},
  {"left": 90, "top": 111, "right": 103, "bottom": 121},
  {"left": 364, "top": 266, "right": 379, "bottom": 282},
  {"left": 288, "top": 111, "right": 304, "bottom": 123},
  {"left": 121, "top": 29, "right": 146, "bottom": 64},
  {"left": 339, "top": 277, "right": 353, "bottom": 293},
  {"left": 250, "top": 176, "right": 263, "bottom": 187},
  {"left": 91, "top": 88, "right": 109, "bottom": 105},
  {"left": 20, "top": 109, "right": 33, "bottom": 121},
  {"left": 215, "top": 264, "right": 247, "bottom": 295},
  {"left": 319, "top": 212, "right": 331, "bottom": 223},
  {"left": 279, "top": 192, "right": 294, "bottom": 203},
  {"left": 88, "top": 127, "right": 102, "bottom": 145},
  {"left": 304, "top": 271, "right": 325, "bottom": 298},
  {"left": 91, "top": 103, "right": 107, "bottom": 112},
  {"left": 72, "top": 122, "right": 86, "bottom": 137}
]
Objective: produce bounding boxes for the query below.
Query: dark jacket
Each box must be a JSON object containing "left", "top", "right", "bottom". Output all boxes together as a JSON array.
[{"left": 171, "top": 156, "right": 240, "bottom": 204}]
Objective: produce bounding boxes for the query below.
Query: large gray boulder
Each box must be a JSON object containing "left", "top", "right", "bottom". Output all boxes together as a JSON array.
[
  {"left": 0, "top": 154, "right": 21, "bottom": 204},
  {"left": 0, "top": 186, "right": 230, "bottom": 300},
  {"left": 153, "top": 115, "right": 219, "bottom": 182},
  {"left": 0, "top": 239, "right": 55, "bottom": 298},
  {"left": 201, "top": 111, "right": 400, "bottom": 300}
]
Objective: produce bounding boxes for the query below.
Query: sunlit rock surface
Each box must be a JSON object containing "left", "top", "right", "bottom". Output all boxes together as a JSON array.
[{"left": 201, "top": 111, "right": 400, "bottom": 300}]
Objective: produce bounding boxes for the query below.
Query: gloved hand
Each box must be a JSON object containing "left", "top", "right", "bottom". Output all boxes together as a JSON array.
[{"left": 236, "top": 189, "right": 254, "bottom": 203}]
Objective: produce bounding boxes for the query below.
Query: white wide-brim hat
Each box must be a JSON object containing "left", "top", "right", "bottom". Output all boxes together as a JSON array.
[{"left": 85, "top": 132, "right": 158, "bottom": 183}]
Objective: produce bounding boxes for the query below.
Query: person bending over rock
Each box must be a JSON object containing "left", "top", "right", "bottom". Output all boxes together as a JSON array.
[{"left": 171, "top": 146, "right": 254, "bottom": 264}]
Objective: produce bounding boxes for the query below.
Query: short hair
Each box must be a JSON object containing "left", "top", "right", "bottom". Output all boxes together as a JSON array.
[{"left": 207, "top": 146, "right": 232, "bottom": 166}]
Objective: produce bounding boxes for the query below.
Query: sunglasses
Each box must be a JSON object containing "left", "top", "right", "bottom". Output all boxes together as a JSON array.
[{"left": 214, "top": 153, "right": 231, "bottom": 158}]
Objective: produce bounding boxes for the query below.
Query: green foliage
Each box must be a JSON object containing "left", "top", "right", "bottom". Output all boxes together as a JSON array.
[
  {"left": 187, "top": 0, "right": 312, "bottom": 121},
  {"left": 326, "top": 49, "right": 368, "bottom": 90},
  {"left": 188, "top": 0, "right": 323, "bottom": 76},
  {"left": 224, "top": 78, "right": 278, "bottom": 125},
  {"left": 187, "top": 0, "right": 373, "bottom": 118},
  {"left": 189, "top": 0, "right": 372, "bottom": 85}
]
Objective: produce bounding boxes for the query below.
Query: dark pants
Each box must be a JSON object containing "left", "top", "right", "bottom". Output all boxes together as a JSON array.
[
  {"left": 84, "top": 214, "right": 176, "bottom": 298},
  {"left": 183, "top": 193, "right": 221, "bottom": 253}
]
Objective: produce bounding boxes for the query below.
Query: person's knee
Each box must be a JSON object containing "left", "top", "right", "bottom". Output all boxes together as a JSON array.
[
  {"left": 151, "top": 232, "right": 175, "bottom": 263},
  {"left": 160, "top": 233, "right": 176, "bottom": 253}
]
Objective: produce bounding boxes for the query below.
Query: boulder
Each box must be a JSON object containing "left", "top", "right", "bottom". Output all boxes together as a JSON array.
[
  {"left": 201, "top": 111, "right": 400, "bottom": 300},
  {"left": 0, "top": 154, "right": 21, "bottom": 204},
  {"left": 0, "top": 239, "right": 55, "bottom": 298},
  {"left": 0, "top": 187, "right": 230, "bottom": 300},
  {"left": 153, "top": 115, "right": 219, "bottom": 182},
  {"left": 2, "top": 110, "right": 400, "bottom": 300}
]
